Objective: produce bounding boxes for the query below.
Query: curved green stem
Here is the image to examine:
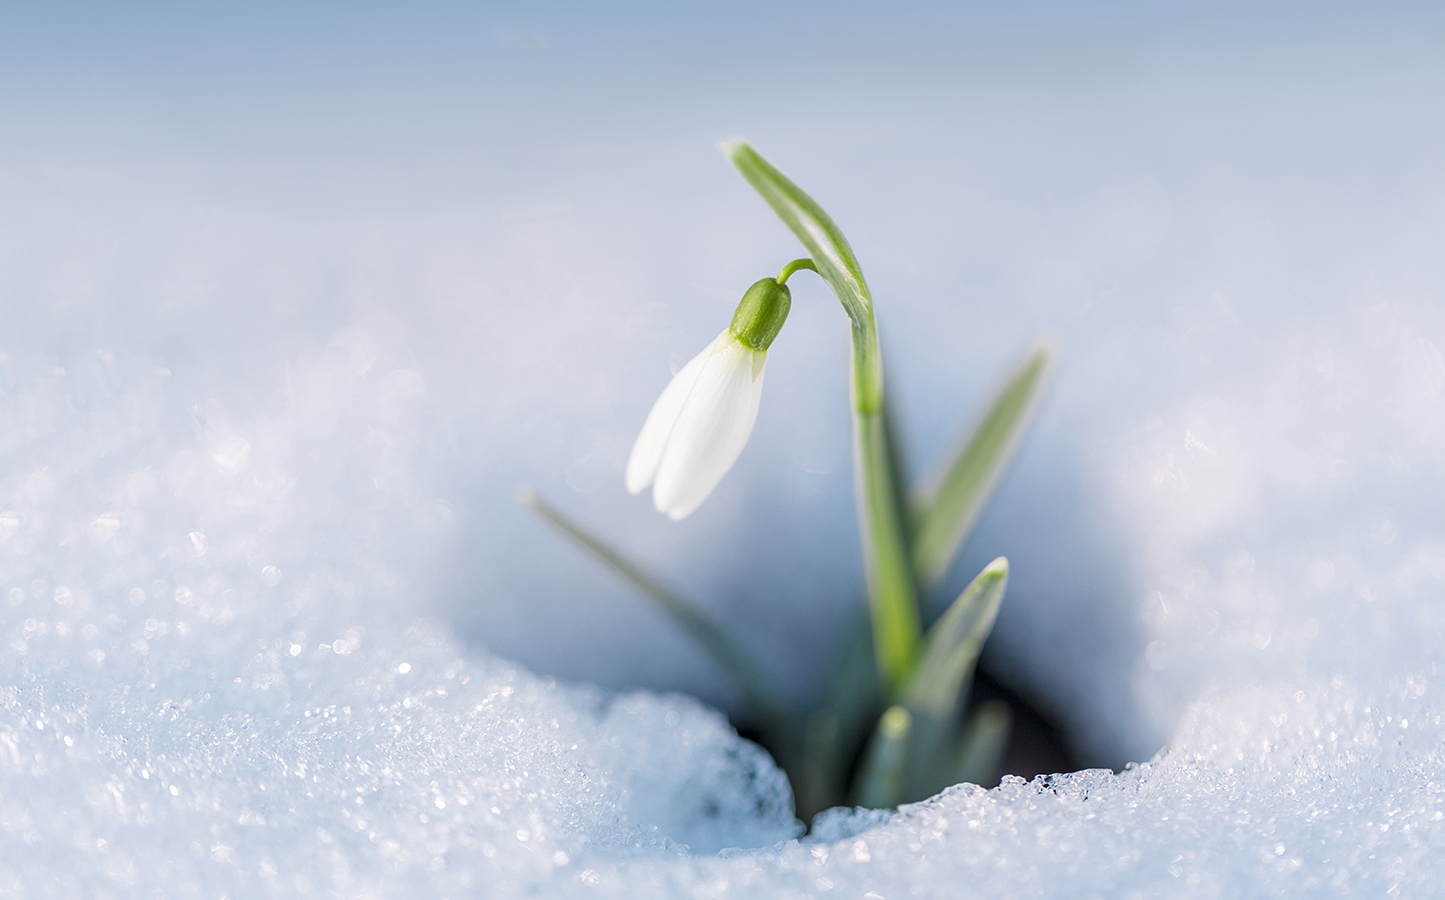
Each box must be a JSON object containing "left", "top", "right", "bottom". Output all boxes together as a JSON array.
[
  {"left": 726, "top": 141, "right": 920, "bottom": 690},
  {"left": 776, "top": 257, "right": 818, "bottom": 285}
]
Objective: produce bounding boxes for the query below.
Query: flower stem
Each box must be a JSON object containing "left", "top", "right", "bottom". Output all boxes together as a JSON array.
[
  {"left": 776, "top": 257, "right": 818, "bottom": 285},
  {"left": 725, "top": 141, "right": 921, "bottom": 690},
  {"left": 855, "top": 407, "right": 921, "bottom": 687}
]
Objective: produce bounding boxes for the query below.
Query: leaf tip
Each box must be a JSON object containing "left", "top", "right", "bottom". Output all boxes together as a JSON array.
[
  {"left": 1026, "top": 336, "right": 1060, "bottom": 372},
  {"left": 514, "top": 485, "right": 539, "bottom": 509},
  {"left": 881, "top": 704, "right": 912, "bottom": 735},
  {"left": 979, "top": 557, "right": 1010, "bottom": 591},
  {"left": 718, "top": 138, "right": 751, "bottom": 162}
]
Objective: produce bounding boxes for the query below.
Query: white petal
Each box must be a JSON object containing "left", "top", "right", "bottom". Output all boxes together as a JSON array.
[
  {"left": 624, "top": 335, "right": 719, "bottom": 494},
  {"left": 652, "top": 335, "right": 767, "bottom": 520}
]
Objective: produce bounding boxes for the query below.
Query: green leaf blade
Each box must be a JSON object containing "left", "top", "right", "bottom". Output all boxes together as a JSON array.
[
  {"left": 902, "top": 557, "right": 1008, "bottom": 717},
  {"left": 852, "top": 705, "right": 912, "bottom": 810},
  {"left": 518, "top": 488, "right": 789, "bottom": 726},
  {"left": 896, "top": 558, "right": 1008, "bottom": 800},
  {"left": 911, "top": 343, "right": 1053, "bottom": 585},
  {"left": 953, "top": 699, "right": 1012, "bottom": 787},
  {"left": 722, "top": 142, "right": 870, "bottom": 318},
  {"left": 723, "top": 140, "right": 882, "bottom": 412}
]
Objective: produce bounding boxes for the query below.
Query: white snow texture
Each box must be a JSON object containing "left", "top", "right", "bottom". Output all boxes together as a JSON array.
[{"left": 5, "top": 3, "right": 1445, "bottom": 897}]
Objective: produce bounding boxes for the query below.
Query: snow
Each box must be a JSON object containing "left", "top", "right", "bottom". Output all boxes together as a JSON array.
[{"left": 5, "top": 2, "right": 1445, "bottom": 897}]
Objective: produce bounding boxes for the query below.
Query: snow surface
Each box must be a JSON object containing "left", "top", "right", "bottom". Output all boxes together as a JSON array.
[{"left": 6, "top": 3, "right": 1445, "bottom": 897}]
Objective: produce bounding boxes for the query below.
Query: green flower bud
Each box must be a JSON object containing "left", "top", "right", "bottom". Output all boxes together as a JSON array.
[{"left": 728, "top": 277, "right": 792, "bottom": 352}]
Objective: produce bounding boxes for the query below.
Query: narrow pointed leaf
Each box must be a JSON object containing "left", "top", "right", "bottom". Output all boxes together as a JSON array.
[
  {"left": 725, "top": 141, "right": 919, "bottom": 690},
  {"left": 722, "top": 140, "right": 877, "bottom": 406},
  {"left": 519, "top": 489, "right": 788, "bottom": 725},
  {"left": 954, "top": 699, "right": 1012, "bottom": 787},
  {"left": 910, "top": 343, "right": 1053, "bottom": 585},
  {"left": 901, "top": 557, "right": 1008, "bottom": 717},
  {"left": 793, "top": 711, "right": 845, "bottom": 823},
  {"left": 852, "top": 705, "right": 912, "bottom": 810},
  {"left": 898, "top": 558, "right": 1008, "bottom": 801}
]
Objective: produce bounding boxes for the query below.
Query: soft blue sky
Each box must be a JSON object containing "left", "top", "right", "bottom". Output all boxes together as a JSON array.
[{"left": 6, "top": 2, "right": 1439, "bottom": 176}]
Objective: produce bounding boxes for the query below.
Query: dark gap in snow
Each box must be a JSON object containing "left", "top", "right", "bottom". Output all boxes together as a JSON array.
[{"left": 968, "top": 664, "right": 1080, "bottom": 786}]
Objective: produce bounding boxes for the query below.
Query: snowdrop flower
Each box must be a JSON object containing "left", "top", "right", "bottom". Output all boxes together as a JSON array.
[{"left": 626, "top": 276, "right": 793, "bottom": 519}]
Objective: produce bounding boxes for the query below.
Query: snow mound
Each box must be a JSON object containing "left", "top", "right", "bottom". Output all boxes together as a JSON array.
[
  {"left": 5, "top": 304, "right": 1445, "bottom": 896},
  {"left": 1, "top": 615, "right": 801, "bottom": 896},
  {"left": 0, "top": 347, "right": 804, "bottom": 897}
]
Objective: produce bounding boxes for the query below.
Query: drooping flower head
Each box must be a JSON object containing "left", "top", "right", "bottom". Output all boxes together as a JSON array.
[{"left": 625, "top": 276, "right": 792, "bottom": 519}]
